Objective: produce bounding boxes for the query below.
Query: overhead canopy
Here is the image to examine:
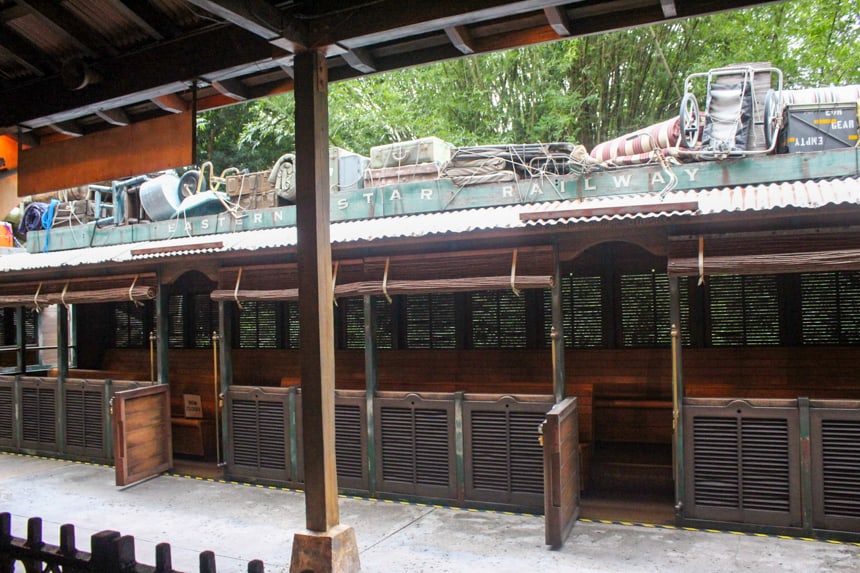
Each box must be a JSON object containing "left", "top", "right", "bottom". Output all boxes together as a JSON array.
[{"left": 0, "top": 0, "right": 784, "bottom": 145}]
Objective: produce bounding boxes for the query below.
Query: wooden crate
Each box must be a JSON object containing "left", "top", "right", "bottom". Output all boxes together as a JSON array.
[{"left": 225, "top": 171, "right": 279, "bottom": 210}]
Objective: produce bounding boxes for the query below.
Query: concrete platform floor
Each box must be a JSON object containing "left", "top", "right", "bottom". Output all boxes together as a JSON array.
[{"left": 1, "top": 453, "right": 858, "bottom": 573}]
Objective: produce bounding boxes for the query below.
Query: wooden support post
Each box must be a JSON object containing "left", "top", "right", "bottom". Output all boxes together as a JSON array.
[
  {"left": 363, "top": 295, "right": 377, "bottom": 494},
  {"left": 290, "top": 49, "right": 360, "bottom": 573},
  {"left": 551, "top": 244, "right": 566, "bottom": 403},
  {"left": 155, "top": 281, "right": 169, "bottom": 385},
  {"left": 668, "top": 276, "right": 685, "bottom": 519}
]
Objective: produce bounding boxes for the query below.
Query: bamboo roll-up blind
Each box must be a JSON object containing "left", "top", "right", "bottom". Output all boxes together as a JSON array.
[
  {"left": 211, "top": 288, "right": 299, "bottom": 302},
  {"left": 668, "top": 248, "right": 860, "bottom": 276},
  {"left": 211, "top": 275, "right": 553, "bottom": 302},
  {"left": 669, "top": 229, "right": 860, "bottom": 276},
  {"left": 333, "top": 275, "right": 552, "bottom": 297},
  {"left": 0, "top": 286, "right": 157, "bottom": 307}
]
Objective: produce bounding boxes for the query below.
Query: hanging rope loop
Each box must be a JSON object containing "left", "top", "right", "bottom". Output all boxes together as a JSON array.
[
  {"left": 233, "top": 267, "right": 244, "bottom": 310},
  {"left": 697, "top": 236, "right": 706, "bottom": 286},
  {"left": 382, "top": 257, "right": 393, "bottom": 303},
  {"left": 33, "top": 282, "right": 42, "bottom": 313},
  {"left": 510, "top": 249, "right": 522, "bottom": 297},
  {"left": 331, "top": 261, "right": 340, "bottom": 307}
]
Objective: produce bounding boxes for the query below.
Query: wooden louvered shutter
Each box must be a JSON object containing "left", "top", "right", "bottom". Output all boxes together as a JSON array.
[
  {"left": 344, "top": 297, "right": 393, "bottom": 350},
  {"left": 335, "top": 393, "right": 368, "bottom": 491},
  {"left": 405, "top": 294, "right": 456, "bottom": 349},
  {"left": 708, "top": 275, "right": 779, "bottom": 346},
  {"left": 811, "top": 404, "right": 860, "bottom": 532},
  {"left": 375, "top": 396, "right": 455, "bottom": 501},
  {"left": 167, "top": 294, "right": 185, "bottom": 348},
  {"left": 684, "top": 400, "right": 800, "bottom": 527},
  {"left": 470, "top": 290, "right": 526, "bottom": 348},
  {"left": 64, "top": 380, "right": 105, "bottom": 458},
  {"left": 801, "top": 271, "right": 860, "bottom": 345},
  {"left": 20, "top": 378, "right": 57, "bottom": 451},
  {"left": 464, "top": 397, "right": 550, "bottom": 510},
  {"left": 0, "top": 377, "right": 14, "bottom": 446},
  {"left": 227, "top": 388, "right": 293, "bottom": 484}
]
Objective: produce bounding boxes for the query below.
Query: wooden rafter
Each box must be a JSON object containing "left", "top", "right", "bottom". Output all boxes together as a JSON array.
[
  {"left": 0, "top": 26, "right": 273, "bottom": 128},
  {"left": 212, "top": 78, "right": 249, "bottom": 101},
  {"left": 151, "top": 94, "right": 188, "bottom": 114},
  {"left": 183, "top": 0, "right": 304, "bottom": 51},
  {"left": 340, "top": 47, "right": 377, "bottom": 73},
  {"left": 661, "top": 0, "right": 678, "bottom": 18},
  {"left": 18, "top": 0, "right": 118, "bottom": 58},
  {"left": 110, "top": 0, "right": 179, "bottom": 40},
  {"left": 95, "top": 108, "right": 130, "bottom": 127},
  {"left": 445, "top": 26, "right": 476, "bottom": 54},
  {"left": 544, "top": 6, "right": 572, "bottom": 36}
]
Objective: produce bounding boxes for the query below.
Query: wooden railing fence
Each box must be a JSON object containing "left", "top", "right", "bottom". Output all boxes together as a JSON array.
[{"left": 0, "top": 513, "right": 264, "bottom": 573}]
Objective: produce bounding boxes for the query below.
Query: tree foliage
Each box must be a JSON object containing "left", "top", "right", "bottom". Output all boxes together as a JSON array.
[{"left": 196, "top": 0, "right": 859, "bottom": 169}]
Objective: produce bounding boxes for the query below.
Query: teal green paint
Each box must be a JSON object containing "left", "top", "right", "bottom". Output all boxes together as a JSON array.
[
  {"left": 288, "top": 386, "right": 299, "bottom": 482},
  {"left": 104, "top": 379, "right": 113, "bottom": 461},
  {"left": 454, "top": 391, "right": 465, "bottom": 504},
  {"left": 24, "top": 150, "right": 859, "bottom": 254}
]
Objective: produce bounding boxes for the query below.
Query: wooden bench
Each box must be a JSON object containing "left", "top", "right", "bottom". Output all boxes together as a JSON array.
[{"left": 171, "top": 417, "right": 216, "bottom": 458}]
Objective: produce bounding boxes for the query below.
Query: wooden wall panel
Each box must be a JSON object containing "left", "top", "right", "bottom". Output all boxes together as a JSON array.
[{"left": 18, "top": 113, "right": 193, "bottom": 196}]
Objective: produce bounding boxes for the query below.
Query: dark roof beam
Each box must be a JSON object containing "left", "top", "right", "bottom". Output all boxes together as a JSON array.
[
  {"left": 0, "top": 4, "right": 29, "bottom": 23},
  {"left": 0, "top": 26, "right": 274, "bottom": 128},
  {"left": 183, "top": 0, "right": 305, "bottom": 51},
  {"left": 110, "top": 0, "right": 180, "bottom": 40},
  {"left": 340, "top": 47, "right": 376, "bottom": 73},
  {"left": 212, "top": 78, "right": 249, "bottom": 101},
  {"left": 661, "top": 0, "right": 678, "bottom": 18},
  {"left": 445, "top": 26, "right": 476, "bottom": 54},
  {"left": 543, "top": 6, "right": 572, "bottom": 36},
  {"left": 0, "top": 31, "right": 53, "bottom": 75},
  {"left": 18, "top": 0, "right": 118, "bottom": 58},
  {"left": 95, "top": 107, "right": 131, "bottom": 127},
  {"left": 313, "top": 0, "right": 576, "bottom": 49}
]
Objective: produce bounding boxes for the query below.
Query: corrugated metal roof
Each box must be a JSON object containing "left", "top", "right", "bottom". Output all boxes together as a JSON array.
[
  {"left": 521, "top": 177, "right": 860, "bottom": 225},
  {"left": 0, "top": 177, "right": 857, "bottom": 275}
]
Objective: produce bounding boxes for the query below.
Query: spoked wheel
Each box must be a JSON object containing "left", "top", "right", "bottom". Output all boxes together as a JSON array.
[
  {"left": 764, "top": 89, "right": 782, "bottom": 151},
  {"left": 679, "top": 92, "right": 700, "bottom": 148},
  {"left": 178, "top": 170, "right": 201, "bottom": 199}
]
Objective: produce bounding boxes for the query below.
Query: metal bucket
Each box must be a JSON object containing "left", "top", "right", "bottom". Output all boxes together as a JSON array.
[{"left": 139, "top": 174, "right": 181, "bottom": 221}]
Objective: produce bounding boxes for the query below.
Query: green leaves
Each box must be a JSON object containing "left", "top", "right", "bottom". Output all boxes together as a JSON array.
[{"left": 197, "top": 0, "right": 859, "bottom": 170}]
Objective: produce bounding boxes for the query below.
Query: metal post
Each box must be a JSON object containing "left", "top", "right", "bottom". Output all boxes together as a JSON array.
[
  {"left": 363, "top": 295, "right": 377, "bottom": 494},
  {"left": 551, "top": 243, "right": 566, "bottom": 403},
  {"left": 15, "top": 306, "right": 25, "bottom": 374},
  {"left": 218, "top": 302, "right": 232, "bottom": 468},
  {"left": 56, "top": 303, "right": 68, "bottom": 453},
  {"left": 669, "top": 276, "right": 685, "bottom": 518},
  {"left": 798, "top": 396, "right": 813, "bottom": 535},
  {"left": 155, "top": 282, "right": 168, "bottom": 385}
]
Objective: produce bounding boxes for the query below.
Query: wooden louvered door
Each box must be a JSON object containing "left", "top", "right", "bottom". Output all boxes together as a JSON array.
[
  {"left": 64, "top": 379, "right": 107, "bottom": 460},
  {"left": 19, "top": 377, "right": 58, "bottom": 453},
  {"left": 464, "top": 396, "right": 552, "bottom": 510},
  {"left": 335, "top": 392, "right": 368, "bottom": 492},
  {"left": 542, "top": 397, "right": 580, "bottom": 549},
  {"left": 375, "top": 394, "right": 456, "bottom": 501},
  {"left": 112, "top": 385, "right": 172, "bottom": 487},
  {"left": 226, "top": 387, "right": 294, "bottom": 485},
  {"left": 811, "top": 403, "right": 860, "bottom": 532},
  {"left": 0, "top": 376, "right": 14, "bottom": 447},
  {"left": 684, "top": 399, "right": 801, "bottom": 527}
]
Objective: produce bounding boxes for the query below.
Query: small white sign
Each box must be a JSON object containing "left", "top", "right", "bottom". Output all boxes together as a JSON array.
[{"left": 184, "top": 394, "right": 203, "bottom": 419}]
